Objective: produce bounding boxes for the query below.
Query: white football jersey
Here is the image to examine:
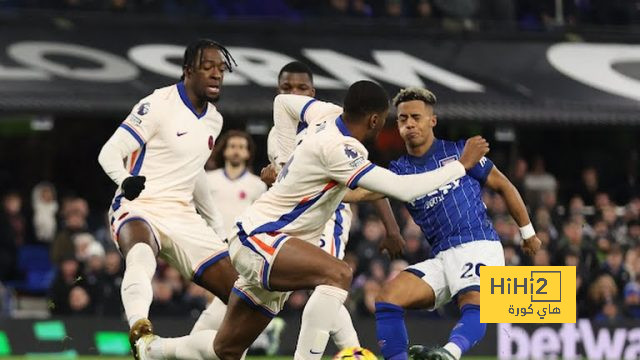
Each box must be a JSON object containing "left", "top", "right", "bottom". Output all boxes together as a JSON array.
[
  {"left": 237, "top": 111, "right": 375, "bottom": 243},
  {"left": 271, "top": 95, "right": 342, "bottom": 171},
  {"left": 206, "top": 169, "right": 267, "bottom": 237},
  {"left": 110, "top": 83, "right": 223, "bottom": 211}
]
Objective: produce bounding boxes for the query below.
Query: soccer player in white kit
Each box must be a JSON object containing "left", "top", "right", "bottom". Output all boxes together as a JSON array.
[
  {"left": 264, "top": 61, "right": 404, "bottom": 349},
  {"left": 190, "top": 130, "right": 267, "bottom": 335},
  {"left": 206, "top": 130, "right": 266, "bottom": 237},
  {"left": 97, "top": 39, "right": 239, "bottom": 359},
  {"left": 137, "top": 80, "right": 489, "bottom": 360}
]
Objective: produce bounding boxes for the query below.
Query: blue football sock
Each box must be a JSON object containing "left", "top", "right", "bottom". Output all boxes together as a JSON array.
[
  {"left": 449, "top": 304, "right": 486, "bottom": 354},
  {"left": 375, "top": 302, "right": 408, "bottom": 360}
]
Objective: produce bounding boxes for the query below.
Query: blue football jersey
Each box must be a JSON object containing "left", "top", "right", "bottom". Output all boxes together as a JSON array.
[{"left": 389, "top": 138, "right": 500, "bottom": 255}]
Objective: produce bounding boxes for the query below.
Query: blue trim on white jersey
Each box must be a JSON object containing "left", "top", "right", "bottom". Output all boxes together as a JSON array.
[
  {"left": 223, "top": 168, "right": 248, "bottom": 181},
  {"left": 296, "top": 99, "right": 317, "bottom": 135},
  {"left": 131, "top": 145, "right": 146, "bottom": 176},
  {"left": 405, "top": 268, "right": 425, "bottom": 278},
  {"left": 347, "top": 163, "right": 376, "bottom": 189},
  {"left": 249, "top": 181, "right": 337, "bottom": 235},
  {"left": 333, "top": 203, "right": 345, "bottom": 258},
  {"left": 177, "top": 82, "right": 207, "bottom": 119},
  {"left": 111, "top": 193, "right": 124, "bottom": 211},
  {"left": 335, "top": 116, "right": 351, "bottom": 137},
  {"left": 119, "top": 124, "right": 144, "bottom": 146},
  {"left": 300, "top": 99, "right": 317, "bottom": 124}
]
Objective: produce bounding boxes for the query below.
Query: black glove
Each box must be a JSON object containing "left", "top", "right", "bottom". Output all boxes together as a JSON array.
[{"left": 121, "top": 176, "right": 146, "bottom": 200}]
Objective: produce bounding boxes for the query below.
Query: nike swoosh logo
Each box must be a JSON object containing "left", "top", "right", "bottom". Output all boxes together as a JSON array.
[
  {"left": 309, "top": 350, "right": 322, "bottom": 355},
  {"left": 177, "top": 131, "right": 187, "bottom": 136}
]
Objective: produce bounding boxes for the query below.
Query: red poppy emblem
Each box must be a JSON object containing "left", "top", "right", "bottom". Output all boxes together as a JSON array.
[{"left": 239, "top": 191, "right": 246, "bottom": 200}]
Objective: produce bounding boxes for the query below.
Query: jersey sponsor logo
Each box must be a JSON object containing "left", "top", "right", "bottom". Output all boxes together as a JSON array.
[
  {"left": 348, "top": 157, "right": 366, "bottom": 169},
  {"left": 439, "top": 155, "right": 458, "bottom": 167},
  {"left": 128, "top": 114, "right": 142, "bottom": 126},
  {"left": 344, "top": 145, "right": 359, "bottom": 159},
  {"left": 137, "top": 102, "right": 150, "bottom": 115},
  {"left": 408, "top": 179, "right": 461, "bottom": 207}
]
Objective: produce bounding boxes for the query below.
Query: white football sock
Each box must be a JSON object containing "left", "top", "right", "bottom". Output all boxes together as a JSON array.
[
  {"left": 330, "top": 304, "right": 360, "bottom": 349},
  {"left": 149, "top": 330, "right": 218, "bottom": 360},
  {"left": 191, "top": 297, "right": 227, "bottom": 334},
  {"left": 295, "top": 285, "right": 348, "bottom": 360},
  {"left": 444, "top": 342, "right": 462, "bottom": 360},
  {"left": 121, "top": 243, "right": 156, "bottom": 327}
]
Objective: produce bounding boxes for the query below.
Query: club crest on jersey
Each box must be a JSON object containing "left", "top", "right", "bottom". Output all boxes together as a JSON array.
[
  {"left": 137, "top": 102, "right": 150, "bottom": 116},
  {"left": 439, "top": 155, "right": 458, "bottom": 167},
  {"left": 344, "top": 145, "right": 358, "bottom": 159}
]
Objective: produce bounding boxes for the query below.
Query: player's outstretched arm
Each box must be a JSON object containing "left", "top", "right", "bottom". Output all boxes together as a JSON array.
[
  {"left": 356, "top": 163, "right": 466, "bottom": 202},
  {"left": 485, "top": 167, "right": 541, "bottom": 256},
  {"left": 193, "top": 170, "right": 226, "bottom": 237},
  {"left": 355, "top": 136, "right": 489, "bottom": 202},
  {"left": 342, "top": 187, "right": 384, "bottom": 203}
]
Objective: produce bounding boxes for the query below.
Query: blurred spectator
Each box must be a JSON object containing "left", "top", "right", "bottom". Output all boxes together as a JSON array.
[
  {"left": 532, "top": 247, "right": 550, "bottom": 266},
  {"left": 503, "top": 243, "right": 521, "bottom": 266},
  {"left": 555, "top": 219, "right": 598, "bottom": 273},
  {"left": 510, "top": 158, "right": 528, "bottom": 197},
  {"left": 355, "top": 215, "right": 387, "bottom": 271},
  {"left": 100, "top": 251, "right": 124, "bottom": 316},
  {"left": 48, "top": 258, "right": 87, "bottom": 315},
  {"left": 68, "top": 286, "right": 94, "bottom": 315},
  {"left": 51, "top": 197, "right": 90, "bottom": 264},
  {"left": 578, "top": 167, "right": 601, "bottom": 206},
  {"left": 149, "top": 279, "right": 189, "bottom": 317},
  {"left": 401, "top": 224, "right": 428, "bottom": 264},
  {"left": 586, "top": 274, "right": 619, "bottom": 318},
  {"left": 385, "top": 0, "right": 404, "bottom": 17},
  {"left": 31, "top": 182, "right": 58, "bottom": 244},
  {"left": 0, "top": 192, "right": 25, "bottom": 281},
  {"left": 623, "top": 275, "right": 640, "bottom": 318},
  {"left": 599, "top": 244, "right": 631, "bottom": 297},
  {"left": 524, "top": 156, "right": 558, "bottom": 209},
  {"left": 432, "top": 0, "right": 479, "bottom": 30}
]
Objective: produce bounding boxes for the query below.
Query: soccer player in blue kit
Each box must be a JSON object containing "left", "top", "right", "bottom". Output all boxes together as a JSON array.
[{"left": 349, "top": 87, "right": 542, "bottom": 360}]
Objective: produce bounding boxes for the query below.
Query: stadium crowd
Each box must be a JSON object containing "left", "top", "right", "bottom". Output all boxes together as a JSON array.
[
  {"left": 2, "top": 0, "right": 640, "bottom": 29},
  {"left": 1, "top": 154, "right": 639, "bottom": 322}
]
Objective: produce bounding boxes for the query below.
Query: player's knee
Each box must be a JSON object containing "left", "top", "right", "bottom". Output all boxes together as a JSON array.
[
  {"left": 213, "top": 338, "right": 244, "bottom": 360},
  {"left": 323, "top": 262, "right": 352, "bottom": 290}
]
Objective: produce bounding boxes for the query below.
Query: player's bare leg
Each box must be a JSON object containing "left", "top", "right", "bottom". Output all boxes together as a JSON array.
[
  {"left": 268, "top": 238, "right": 352, "bottom": 360},
  {"left": 141, "top": 286, "right": 272, "bottom": 360},
  {"left": 117, "top": 220, "right": 160, "bottom": 359},
  {"left": 214, "top": 292, "right": 273, "bottom": 359},
  {"left": 374, "top": 271, "right": 436, "bottom": 360},
  {"left": 197, "top": 257, "right": 238, "bottom": 304}
]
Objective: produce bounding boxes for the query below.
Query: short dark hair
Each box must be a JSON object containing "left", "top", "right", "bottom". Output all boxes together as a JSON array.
[
  {"left": 343, "top": 80, "right": 389, "bottom": 118},
  {"left": 392, "top": 87, "right": 437, "bottom": 107},
  {"left": 278, "top": 61, "right": 314, "bottom": 83},
  {"left": 212, "top": 130, "right": 256, "bottom": 168},
  {"left": 181, "top": 38, "right": 237, "bottom": 80}
]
